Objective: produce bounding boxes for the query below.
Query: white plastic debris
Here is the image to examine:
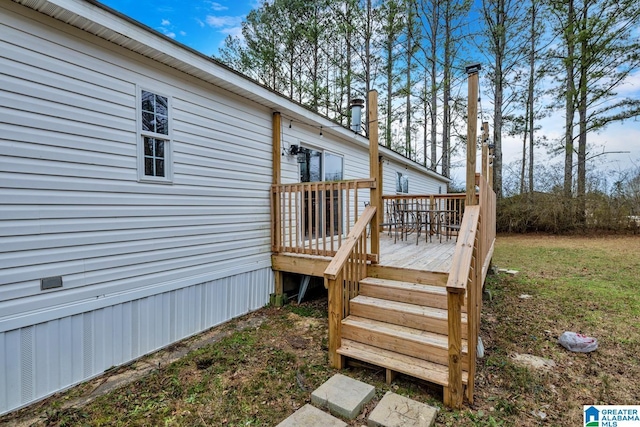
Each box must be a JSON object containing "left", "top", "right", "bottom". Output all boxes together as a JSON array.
[
  {"left": 558, "top": 331, "right": 598, "bottom": 353},
  {"left": 477, "top": 336, "right": 485, "bottom": 358}
]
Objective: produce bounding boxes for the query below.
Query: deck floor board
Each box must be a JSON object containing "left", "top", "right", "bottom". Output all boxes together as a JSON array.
[{"left": 377, "top": 232, "right": 456, "bottom": 273}]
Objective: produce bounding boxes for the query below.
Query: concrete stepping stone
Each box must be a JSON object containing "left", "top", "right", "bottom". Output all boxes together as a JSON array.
[
  {"left": 367, "top": 392, "right": 438, "bottom": 427},
  {"left": 276, "top": 404, "right": 347, "bottom": 427},
  {"left": 311, "top": 373, "right": 376, "bottom": 419}
]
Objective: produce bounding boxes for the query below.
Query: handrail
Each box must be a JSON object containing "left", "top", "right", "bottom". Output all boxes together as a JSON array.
[
  {"left": 444, "top": 205, "right": 480, "bottom": 409},
  {"left": 444, "top": 175, "right": 496, "bottom": 408},
  {"left": 446, "top": 206, "right": 480, "bottom": 293},
  {"left": 325, "top": 205, "right": 376, "bottom": 369},
  {"left": 325, "top": 205, "right": 376, "bottom": 280}
]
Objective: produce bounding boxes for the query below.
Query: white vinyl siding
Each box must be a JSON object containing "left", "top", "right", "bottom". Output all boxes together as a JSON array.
[{"left": 0, "top": 4, "right": 272, "bottom": 329}]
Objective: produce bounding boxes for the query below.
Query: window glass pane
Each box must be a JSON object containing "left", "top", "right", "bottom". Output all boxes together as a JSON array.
[
  {"left": 324, "top": 153, "right": 343, "bottom": 181},
  {"left": 144, "top": 137, "right": 154, "bottom": 156},
  {"left": 155, "top": 140, "right": 164, "bottom": 157},
  {"left": 299, "top": 148, "right": 322, "bottom": 182},
  {"left": 155, "top": 95, "right": 168, "bottom": 116},
  {"left": 396, "top": 172, "right": 402, "bottom": 193},
  {"left": 308, "top": 150, "right": 322, "bottom": 182},
  {"left": 144, "top": 157, "right": 154, "bottom": 176},
  {"left": 142, "top": 112, "right": 155, "bottom": 132},
  {"left": 141, "top": 91, "right": 154, "bottom": 112},
  {"left": 401, "top": 176, "right": 409, "bottom": 193},
  {"left": 156, "top": 116, "right": 168, "bottom": 135},
  {"left": 156, "top": 159, "right": 165, "bottom": 177}
]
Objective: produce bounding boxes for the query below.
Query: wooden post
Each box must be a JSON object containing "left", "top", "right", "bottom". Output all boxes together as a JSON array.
[
  {"left": 272, "top": 112, "right": 283, "bottom": 296},
  {"left": 273, "top": 112, "right": 281, "bottom": 186},
  {"left": 445, "top": 289, "right": 465, "bottom": 408},
  {"left": 466, "top": 65, "right": 481, "bottom": 207},
  {"left": 481, "top": 122, "right": 489, "bottom": 181},
  {"left": 368, "top": 90, "right": 380, "bottom": 260},
  {"left": 378, "top": 155, "right": 384, "bottom": 233},
  {"left": 482, "top": 144, "right": 488, "bottom": 183},
  {"left": 488, "top": 144, "right": 494, "bottom": 191},
  {"left": 327, "top": 275, "right": 344, "bottom": 369}
]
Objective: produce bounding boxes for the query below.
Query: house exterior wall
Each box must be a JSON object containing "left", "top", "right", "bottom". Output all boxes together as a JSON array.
[
  {"left": 382, "top": 157, "right": 447, "bottom": 196},
  {"left": 0, "top": 2, "right": 273, "bottom": 414}
]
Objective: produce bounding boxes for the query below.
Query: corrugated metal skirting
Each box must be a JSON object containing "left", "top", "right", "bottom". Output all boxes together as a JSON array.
[{"left": 0, "top": 268, "right": 273, "bottom": 415}]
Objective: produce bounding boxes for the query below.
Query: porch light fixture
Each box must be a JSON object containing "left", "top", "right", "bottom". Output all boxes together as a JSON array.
[
  {"left": 287, "top": 144, "right": 300, "bottom": 156},
  {"left": 320, "top": 126, "right": 323, "bottom": 137},
  {"left": 349, "top": 98, "right": 365, "bottom": 133},
  {"left": 297, "top": 147, "right": 308, "bottom": 163}
]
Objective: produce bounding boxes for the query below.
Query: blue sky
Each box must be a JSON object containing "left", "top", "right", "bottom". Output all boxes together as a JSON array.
[{"left": 100, "top": 0, "right": 253, "bottom": 56}]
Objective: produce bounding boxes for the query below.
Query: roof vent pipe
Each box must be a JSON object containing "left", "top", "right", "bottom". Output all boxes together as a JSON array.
[{"left": 349, "top": 98, "right": 365, "bottom": 133}]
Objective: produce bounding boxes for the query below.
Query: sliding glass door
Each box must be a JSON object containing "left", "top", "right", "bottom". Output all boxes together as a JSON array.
[{"left": 299, "top": 148, "right": 344, "bottom": 239}]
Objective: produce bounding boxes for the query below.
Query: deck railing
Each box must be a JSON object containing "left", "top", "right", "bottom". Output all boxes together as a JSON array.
[
  {"left": 445, "top": 177, "right": 496, "bottom": 408},
  {"left": 271, "top": 179, "right": 375, "bottom": 256},
  {"left": 324, "top": 205, "right": 376, "bottom": 369},
  {"left": 381, "top": 193, "right": 467, "bottom": 231}
]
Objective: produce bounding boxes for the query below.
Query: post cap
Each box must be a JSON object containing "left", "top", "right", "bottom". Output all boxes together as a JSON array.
[{"left": 465, "top": 63, "right": 482, "bottom": 74}]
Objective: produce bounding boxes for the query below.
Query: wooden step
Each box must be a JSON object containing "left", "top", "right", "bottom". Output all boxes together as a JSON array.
[
  {"left": 359, "top": 277, "right": 448, "bottom": 309},
  {"left": 342, "top": 316, "right": 469, "bottom": 366},
  {"left": 337, "top": 339, "right": 469, "bottom": 387},
  {"left": 349, "top": 295, "right": 468, "bottom": 339},
  {"left": 359, "top": 277, "right": 467, "bottom": 312}
]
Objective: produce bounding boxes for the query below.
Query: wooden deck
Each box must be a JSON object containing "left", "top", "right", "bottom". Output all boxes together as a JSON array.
[
  {"left": 378, "top": 232, "right": 456, "bottom": 273},
  {"left": 271, "top": 231, "right": 457, "bottom": 279}
]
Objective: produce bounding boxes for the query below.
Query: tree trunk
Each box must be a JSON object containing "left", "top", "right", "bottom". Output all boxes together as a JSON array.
[
  {"left": 528, "top": 0, "right": 536, "bottom": 194},
  {"left": 576, "top": 2, "right": 589, "bottom": 226},
  {"left": 492, "top": 0, "right": 505, "bottom": 199},
  {"left": 442, "top": 1, "right": 451, "bottom": 178},
  {"left": 520, "top": 100, "right": 529, "bottom": 194},
  {"left": 430, "top": 1, "right": 438, "bottom": 171},
  {"left": 563, "top": 0, "right": 576, "bottom": 201}
]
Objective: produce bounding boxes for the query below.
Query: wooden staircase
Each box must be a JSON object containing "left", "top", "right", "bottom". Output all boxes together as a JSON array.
[{"left": 336, "top": 276, "right": 470, "bottom": 390}]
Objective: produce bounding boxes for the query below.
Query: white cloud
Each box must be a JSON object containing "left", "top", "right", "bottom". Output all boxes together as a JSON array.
[
  {"left": 617, "top": 69, "right": 640, "bottom": 97},
  {"left": 161, "top": 19, "right": 171, "bottom": 26},
  {"left": 205, "top": 15, "right": 243, "bottom": 28},
  {"left": 179, "top": 30, "right": 187, "bottom": 36},
  {"left": 220, "top": 26, "right": 243, "bottom": 38},
  {"left": 165, "top": 32, "right": 176, "bottom": 39},
  {"left": 209, "top": 2, "right": 228, "bottom": 11}
]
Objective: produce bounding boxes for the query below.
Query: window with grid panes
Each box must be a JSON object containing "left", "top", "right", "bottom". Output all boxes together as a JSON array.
[{"left": 139, "top": 89, "right": 171, "bottom": 181}]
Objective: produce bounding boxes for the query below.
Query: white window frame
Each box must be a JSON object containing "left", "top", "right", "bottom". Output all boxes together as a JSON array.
[
  {"left": 297, "top": 145, "right": 344, "bottom": 183},
  {"left": 137, "top": 86, "right": 173, "bottom": 183}
]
